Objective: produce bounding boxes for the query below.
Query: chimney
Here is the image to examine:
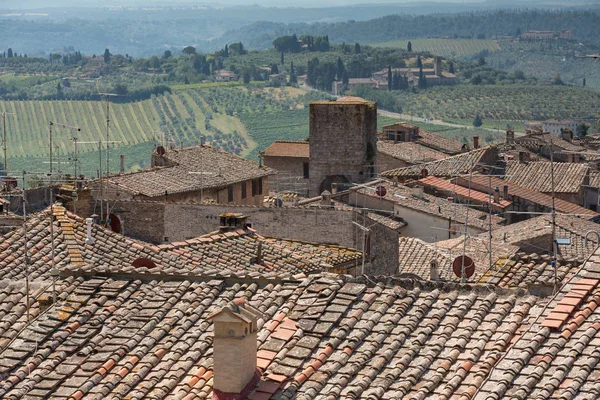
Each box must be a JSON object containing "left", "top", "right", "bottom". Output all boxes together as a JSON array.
[
  {"left": 256, "top": 242, "right": 263, "bottom": 265},
  {"left": 119, "top": 154, "right": 125, "bottom": 174},
  {"left": 331, "top": 183, "right": 338, "bottom": 195},
  {"left": 219, "top": 213, "right": 249, "bottom": 233},
  {"left": 561, "top": 128, "right": 572, "bottom": 142},
  {"left": 473, "top": 136, "right": 479, "bottom": 149},
  {"left": 321, "top": 190, "right": 332, "bottom": 206},
  {"left": 518, "top": 151, "right": 529, "bottom": 163},
  {"left": 503, "top": 185, "right": 509, "bottom": 201},
  {"left": 208, "top": 299, "right": 262, "bottom": 398},
  {"left": 85, "top": 218, "right": 94, "bottom": 245},
  {"left": 430, "top": 259, "right": 439, "bottom": 281},
  {"left": 506, "top": 129, "right": 515, "bottom": 143},
  {"left": 493, "top": 186, "right": 500, "bottom": 203}
]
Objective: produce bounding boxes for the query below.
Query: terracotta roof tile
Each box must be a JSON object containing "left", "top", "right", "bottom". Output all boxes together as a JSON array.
[
  {"left": 0, "top": 204, "right": 363, "bottom": 281},
  {"left": 377, "top": 141, "right": 448, "bottom": 164},
  {"left": 505, "top": 161, "right": 589, "bottom": 194},
  {"left": 262, "top": 141, "right": 309, "bottom": 158},
  {"left": 381, "top": 147, "right": 495, "bottom": 179},
  {"left": 108, "top": 145, "right": 275, "bottom": 198}
]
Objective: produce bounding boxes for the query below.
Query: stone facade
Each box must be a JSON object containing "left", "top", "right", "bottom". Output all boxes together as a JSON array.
[
  {"left": 95, "top": 200, "right": 398, "bottom": 275},
  {"left": 263, "top": 156, "right": 309, "bottom": 196},
  {"left": 308, "top": 99, "right": 377, "bottom": 196}
]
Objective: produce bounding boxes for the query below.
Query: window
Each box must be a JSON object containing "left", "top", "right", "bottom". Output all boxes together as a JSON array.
[
  {"left": 258, "top": 178, "right": 263, "bottom": 195},
  {"left": 241, "top": 181, "right": 247, "bottom": 199},
  {"left": 251, "top": 179, "right": 257, "bottom": 196},
  {"left": 303, "top": 162, "right": 309, "bottom": 179},
  {"left": 228, "top": 185, "right": 233, "bottom": 202}
]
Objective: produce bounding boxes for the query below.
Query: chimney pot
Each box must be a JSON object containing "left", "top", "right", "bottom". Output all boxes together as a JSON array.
[
  {"left": 503, "top": 185, "right": 509, "bottom": 200},
  {"left": 119, "top": 154, "right": 125, "bottom": 174},
  {"left": 473, "top": 136, "right": 479, "bottom": 149},
  {"left": 321, "top": 190, "right": 332, "bottom": 206},
  {"left": 430, "top": 260, "right": 439, "bottom": 281},
  {"left": 85, "top": 217, "right": 94, "bottom": 245},
  {"left": 493, "top": 186, "right": 500, "bottom": 203}
]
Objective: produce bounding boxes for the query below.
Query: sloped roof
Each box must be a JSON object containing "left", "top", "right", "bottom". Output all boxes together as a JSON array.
[
  {"left": 463, "top": 174, "right": 598, "bottom": 218},
  {"left": 505, "top": 161, "right": 589, "bottom": 193},
  {"left": 0, "top": 204, "right": 362, "bottom": 281},
  {"left": 108, "top": 145, "right": 275, "bottom": 198},
  {"left": 419, "top": 175, "right": 512, "bottom": 209},
  {"left": 262, "top": 141, "right": 310, "bottom": 158},
  {"left": 355, "top": 180, "right": 505, "bottom": 232},
  {"left": 0, "top": 272, "right": 541, "bottom": 399},
  {"left": 415, "top": 130, "right": 466, "bottom": 154},
  {"left": 381, "top": 147, "right": 494, "bottom": 179},
  {"left": 377, "top": 141, "right": 448, "bottom": 164}
]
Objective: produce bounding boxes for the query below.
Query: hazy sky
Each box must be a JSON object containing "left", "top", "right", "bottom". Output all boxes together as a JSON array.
[{"left": 1, "top": 0, "right": 496, "bottom": 9}]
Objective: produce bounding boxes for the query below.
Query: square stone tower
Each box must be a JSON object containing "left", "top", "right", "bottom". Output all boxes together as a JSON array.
[{"left": 308, "top": 97, "right": 377, "bottom": 196}]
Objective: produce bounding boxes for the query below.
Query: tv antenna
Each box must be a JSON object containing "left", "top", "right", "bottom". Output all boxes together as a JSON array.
[
  {"left": 98, "top": 92, "right": 120, "bottom": 226},
  {"left": 1, "top": 111, "right": 15, "bottom": 174}
]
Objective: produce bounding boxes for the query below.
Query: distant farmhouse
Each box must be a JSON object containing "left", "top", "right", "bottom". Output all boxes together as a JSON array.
[
  {"left": 520, "top": 29, "right": 572, "bottom": 40},
  {"left": 333, "top": 56, "right": 456, "bottom": 95}
]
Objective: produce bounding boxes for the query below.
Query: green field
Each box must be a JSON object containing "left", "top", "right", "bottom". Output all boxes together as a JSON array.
[
  {"left": 485, "top": 40, "right": 600, "bottom": 90},
  {"left": 0, "top": 86, "right": 330, "bottom": 178},
  {"left": 373, "top": 39, "right": 501, "bottom": 58},
  {"left": 376, "top": 84, "right": 600, "bottom": 129}
]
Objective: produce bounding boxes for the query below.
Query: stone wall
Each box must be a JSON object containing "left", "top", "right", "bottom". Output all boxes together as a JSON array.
[
  {"left": 309, "top": 101, "right": 377, "bottom": 196},
  {"left": 376, "top": 151, "right": 410, "bottom": 174},
  {"left": 104, "top": 200, "right": 399, "bottom": 275},
  {"left": 263, "top": 156, "right": 309, "bottom": 196}
]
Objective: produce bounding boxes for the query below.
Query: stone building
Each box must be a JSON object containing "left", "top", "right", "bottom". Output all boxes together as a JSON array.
[
  {"left": 96, "top": 144, "right": 275, "bottom": 206},
  {"left": 308, "top": 97, "right": 377, "bottom": 196},
  {"left": 261, "top": 141, "right": 310, "bottom": 196}
]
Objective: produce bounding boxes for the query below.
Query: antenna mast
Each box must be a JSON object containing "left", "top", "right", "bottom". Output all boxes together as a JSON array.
[
  {"left": 2, "top": 111, "right": 15, "bottom": 175},
  {"left": 98, "top": 93, "right": 118, "bottom": 226}
]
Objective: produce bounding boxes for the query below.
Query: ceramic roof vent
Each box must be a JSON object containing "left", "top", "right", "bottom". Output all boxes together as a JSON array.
[{"left": 85, "top": 217, "right": 94, "bottom": 245}]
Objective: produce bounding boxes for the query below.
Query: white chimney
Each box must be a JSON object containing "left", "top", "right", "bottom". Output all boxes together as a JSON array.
[
  {"left": 430, "top": 260, "right": 439, "bottom": 281},
  {"left": 85, "top": 218, "right": 94, "bottom": 245},
  {"left": 208, "top": 299, "right": 262, "bottom": 396}
]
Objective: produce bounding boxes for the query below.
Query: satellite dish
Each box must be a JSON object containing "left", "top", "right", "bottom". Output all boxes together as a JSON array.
[
  {"left": 274, "top": 198, "right": 283, "bottom": 208},
  {"left": 420, "top": 168, "right": 428, "bottom": 178},
  {"left": 452, "top": 255, "right": 475, "bottom": 279},
  {"left": 156, "top": 145, "right": 166, "bottom": 156},
  {"left": 376, "top": 185, "right": 387, "bottom": 197}
]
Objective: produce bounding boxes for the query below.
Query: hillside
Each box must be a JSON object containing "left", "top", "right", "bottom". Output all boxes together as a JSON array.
[
  {"left": 485, "top": 40, "right": 600, "bottom": 90},
  {"left": 0, "top": 87, "right": 330, "bottom": 178},
  {"left": 373, "top": 39, "right": 501, "bottom": 58},
  {"left": 214, "top": 9, "right": 600, "bottom": 51},
  {"left": 354, "top": 84, "right": 600, "bottom": 130}
]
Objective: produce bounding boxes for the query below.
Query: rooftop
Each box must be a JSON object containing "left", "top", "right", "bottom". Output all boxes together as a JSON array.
[
  {"left": 505, "top": 161, "right": 589, "bottom": 193},
  {"left": 108, "top": 145, "right": 276, "bottom": 198},
  {"left": 380, "top": 146, "right": 495, "bottom": 179},
  {"left": 355, "top": 180, "right": 505, "bottom": 232},
  {"left": 458, "top": 174, "right": 598, "bottom": 218},
  {"left": 0, "top": 204, "right": 363, "bottom": 282},
  {"left": 311, "top": 96, "right": 374, "bottom": 105},
  {"left": 0, "top": 272, "right": 540, "bottom": 399},
  {"left": 377, "top": 141, "right": 448, "bottom": 164},
  {"left": 419, "top": 175, "right": 512, "bottom": 209},
  {"left": 262, "top": 141, "right": 310, "bottom": 159}
]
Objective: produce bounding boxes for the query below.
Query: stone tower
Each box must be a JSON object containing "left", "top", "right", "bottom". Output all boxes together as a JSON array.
[{"left": 308, "top": 97, "right": 377, "bottom": 196}]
